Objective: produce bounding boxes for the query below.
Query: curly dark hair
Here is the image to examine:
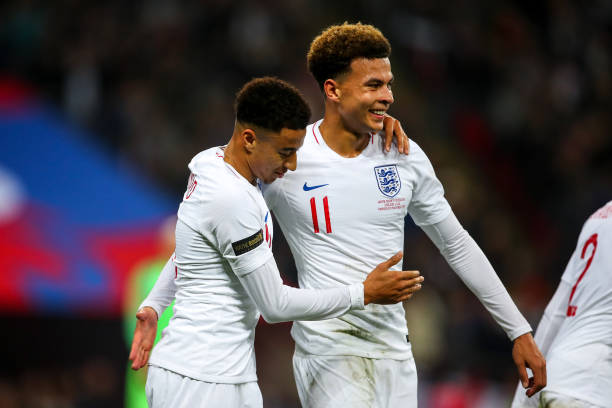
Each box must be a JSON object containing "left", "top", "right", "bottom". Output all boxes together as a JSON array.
[
  {"left": 307, "top": 23, "right": 391, "bottom": 91},
  {"left": 235, "top": 77, "right": 311, "bottom": 132}
]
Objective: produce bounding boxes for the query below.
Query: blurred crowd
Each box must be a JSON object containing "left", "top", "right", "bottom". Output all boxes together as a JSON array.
[{"left": 1, "top": 0, "right": 611, "bottom": 406}]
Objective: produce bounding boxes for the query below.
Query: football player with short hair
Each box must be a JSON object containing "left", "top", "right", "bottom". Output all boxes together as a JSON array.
[
  {"left": 134, "top": 76, "right": 424, "bottom": 408},
  {"left": 134, "top": 24, "right": 546, "bottom": 407}
]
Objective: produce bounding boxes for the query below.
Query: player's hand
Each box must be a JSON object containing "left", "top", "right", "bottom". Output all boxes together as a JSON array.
[
  {"left": 512, "top": 332, "right": 546, "bottom": 398},
  {"left": 363, "top": 251, "right": 423, "bottom": 305},
  {"left": 129, "top": 306, "right": 159, "bottom": 370},
  {"left": 383, "top": 114, "right": 410, "bottom": 155}
]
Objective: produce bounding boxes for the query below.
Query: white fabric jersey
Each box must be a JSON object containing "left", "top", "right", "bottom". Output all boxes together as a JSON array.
[
  {"left": 149, "top": 147, "right": 273, "bottom": 384},
  {"left": 147, "top": 146, "right": 364, "bottom": 385},
  {"left": 511, "top": 200, "right": 612, "bottom": 407},
  {"left": 263, "top": 120, "right": 452, "bottom": 359}
]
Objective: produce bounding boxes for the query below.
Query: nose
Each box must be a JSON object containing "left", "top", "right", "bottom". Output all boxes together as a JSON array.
[
  {"left": 379, "top": 86, "right": 393, "bottom": 105},
  {"left": 284, "top": 152, "right": 297, "bottom": 171}
]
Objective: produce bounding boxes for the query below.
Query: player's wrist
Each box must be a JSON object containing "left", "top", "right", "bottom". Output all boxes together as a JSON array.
[
  {"left": 512, "top": 331, "right": 533, "bottom": 343},
  {"left": 138, "top": 306, "right": 160, "bottom": 321}
]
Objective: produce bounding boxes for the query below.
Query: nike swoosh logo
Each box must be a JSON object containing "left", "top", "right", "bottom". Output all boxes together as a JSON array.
[{"left": 303, "top": 182, "right": 329, "bottom": 191}]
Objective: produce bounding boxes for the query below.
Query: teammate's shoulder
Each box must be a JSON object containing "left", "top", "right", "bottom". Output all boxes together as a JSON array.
[
  {"left": 589, "top": 201, "right": 612, "bottom": 221},
  {"left": 188, "top": 146, "right": 225, "bottom": 172},
  {"left": 375, "top": 133, "right": 426, "bottom": 163}
]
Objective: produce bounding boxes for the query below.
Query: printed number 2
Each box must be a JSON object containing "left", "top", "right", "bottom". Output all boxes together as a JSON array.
[
  {"left": 567, "top": 233, "right": 598, "bottom": 317},
  {"left": 309, "top": 196, "right": 332, "bottom": 234}
]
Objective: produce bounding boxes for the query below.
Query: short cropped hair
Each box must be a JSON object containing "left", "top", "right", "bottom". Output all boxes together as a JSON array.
[
  {"left": 307, "top": 23, "right": 391, "bottom": 91},
  {"left": 235, "top": 77, "right": 311, "bottom": 132}
]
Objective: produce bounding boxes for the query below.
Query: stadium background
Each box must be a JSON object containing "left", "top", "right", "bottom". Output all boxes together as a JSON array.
[{"left": 1, "top": 1, "right": 611, "bottom": 406}]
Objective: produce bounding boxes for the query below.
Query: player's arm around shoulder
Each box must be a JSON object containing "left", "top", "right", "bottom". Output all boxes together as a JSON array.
[{"left": 382, "top": 114, "right": 410, "bottom": 154}]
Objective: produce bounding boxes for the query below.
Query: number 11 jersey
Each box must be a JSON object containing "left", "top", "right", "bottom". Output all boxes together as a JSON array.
[{"left": 262, "top": 120, "right": 451, "bottom": 359}]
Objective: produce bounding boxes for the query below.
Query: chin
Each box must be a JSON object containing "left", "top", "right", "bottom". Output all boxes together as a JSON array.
[{"left": 369, "top": 121, "right": 384, "bottom": 132}]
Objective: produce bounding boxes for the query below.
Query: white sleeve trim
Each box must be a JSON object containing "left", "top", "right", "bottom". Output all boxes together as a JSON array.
[
  {"left": 348, "top": 283, "right": 366, "bottom": 310},
  {"left": 138, "top": 255, "right": 177, "bottom": 319},
  {"left": 421, "top": 211, "right": 532, "bottom": 340},
  {"left": 238, "top": 257, "right": 360, "bottom": 324}
]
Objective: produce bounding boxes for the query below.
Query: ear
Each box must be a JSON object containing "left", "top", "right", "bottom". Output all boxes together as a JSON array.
[
  {"left": 242, "top": 128, "right": 257, "bottom": 153},
  {"left": 323, "top": 79, "right": 341, "bottom": 101}
]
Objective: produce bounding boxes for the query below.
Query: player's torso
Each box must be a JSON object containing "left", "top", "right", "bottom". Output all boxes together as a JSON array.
[
  {"left": 152, "top": 147, "right": 273, "bottom": 382},
  {"left": 266, "top": 122, "right": 416, "bottom": 358},
  {"left": 555, "top": 206, "right": 612, "bottom": 344},
  {"left": 546, "top": 202, "right": 612, "bottom": 403},
  {"left": 272, "top": 122, "right": 413, "bottom": 286}
]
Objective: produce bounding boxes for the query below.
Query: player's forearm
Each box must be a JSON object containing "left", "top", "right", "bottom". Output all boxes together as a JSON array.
[
  {"left": 239, "top": 258, "right": 364, "bottom": 324},
  {"left": 422, "top": 212, "right": 532, "bottom": 340},
  {"left": 138, "top": 255, "right": 177, "bottom": 319}
]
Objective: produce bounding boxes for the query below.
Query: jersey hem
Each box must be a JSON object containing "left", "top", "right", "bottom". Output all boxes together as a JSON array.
[
  {"left": 294, "top": 347, "right": 414, "bottom": 362},
  {"left": 149, "top": 360, "right": 258, "bottom": 384},
  {"left": 294, "top": 343, "right": 413, "bottom": 361}
]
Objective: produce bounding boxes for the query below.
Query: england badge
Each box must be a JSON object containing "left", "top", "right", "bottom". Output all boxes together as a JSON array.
[{"left": 374, "top": 164, "right": 401, "bottom": 197}]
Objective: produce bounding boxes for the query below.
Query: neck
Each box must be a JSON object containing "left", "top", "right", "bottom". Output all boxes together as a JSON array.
[
  {"left": 224, "top": 135, "right": 256, "bottom": 185},
  {"left": 319, "top": 104, "right": 370, "bottom": 158}
]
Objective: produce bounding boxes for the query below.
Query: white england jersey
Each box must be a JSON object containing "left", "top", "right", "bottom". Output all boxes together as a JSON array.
[
  {"left": 543, "top": 201, "right": 612, "bottom": 405},
  {"left": 149, "top": 147, "right": 274, "bottom": 384},
  {"left": 263, "top": 120, "right": 451, "bottom": 359}
]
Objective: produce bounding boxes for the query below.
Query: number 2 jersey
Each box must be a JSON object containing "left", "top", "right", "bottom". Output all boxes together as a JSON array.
[
  {"left": 262, "top": 120, "right": 451, "bottom": 359},
  {"left": 514, "top": 201, "right": 612, "bottom": 406}
]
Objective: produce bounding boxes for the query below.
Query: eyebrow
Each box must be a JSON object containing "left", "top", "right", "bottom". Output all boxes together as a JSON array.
[{"left": 365, "top": 76, "right": 394, "bottom": 85}]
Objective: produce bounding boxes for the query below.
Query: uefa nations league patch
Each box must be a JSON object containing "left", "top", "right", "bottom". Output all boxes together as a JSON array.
[
  {"left": 232, "top": 229, "right": 264, "bottom": 255},
  {"left": 374, "top": 164, "right": 401, "bottom": 197}
]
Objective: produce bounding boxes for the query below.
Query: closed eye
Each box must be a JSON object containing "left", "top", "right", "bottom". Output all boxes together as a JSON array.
[{"left": 279, "top": 149, "right": 295, "bottom": 158}]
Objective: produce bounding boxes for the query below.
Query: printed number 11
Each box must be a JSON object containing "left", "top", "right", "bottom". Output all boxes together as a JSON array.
[{"left": 310, "top": 196, "right": 332, "bottom": 234}]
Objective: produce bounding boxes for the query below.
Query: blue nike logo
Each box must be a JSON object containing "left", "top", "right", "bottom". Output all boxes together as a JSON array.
[{"left": 303, "top": 182, "right": 329, "bottom": 191}]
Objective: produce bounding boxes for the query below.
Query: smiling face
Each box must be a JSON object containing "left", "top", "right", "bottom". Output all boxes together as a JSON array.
[
  {"left": 330, "top": 57, "right": 394, "bottom": 134},
  {"left": 247, "top": 127, "right": 306, "bottom": 184}
]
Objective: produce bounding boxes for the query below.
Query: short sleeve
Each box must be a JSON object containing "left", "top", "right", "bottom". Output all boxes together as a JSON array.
[
  {"left": 407, "top": 143, "right": 452, "bottom": 226},
  {"left": 211, "top": 188, "right": 273, "bottom": 277}
]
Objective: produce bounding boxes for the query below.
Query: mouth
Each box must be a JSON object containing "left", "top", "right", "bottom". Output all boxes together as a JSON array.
[{"left": 368, "top": 109, "right": 386, "bottom": 120}]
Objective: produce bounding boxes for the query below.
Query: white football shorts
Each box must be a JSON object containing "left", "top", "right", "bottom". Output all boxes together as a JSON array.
[
  {"left": 293, "top": 353, "right": 417, "bottom": 408},
  {"left": 145, "top": 365, "right": 262, "bottom": 408}
]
